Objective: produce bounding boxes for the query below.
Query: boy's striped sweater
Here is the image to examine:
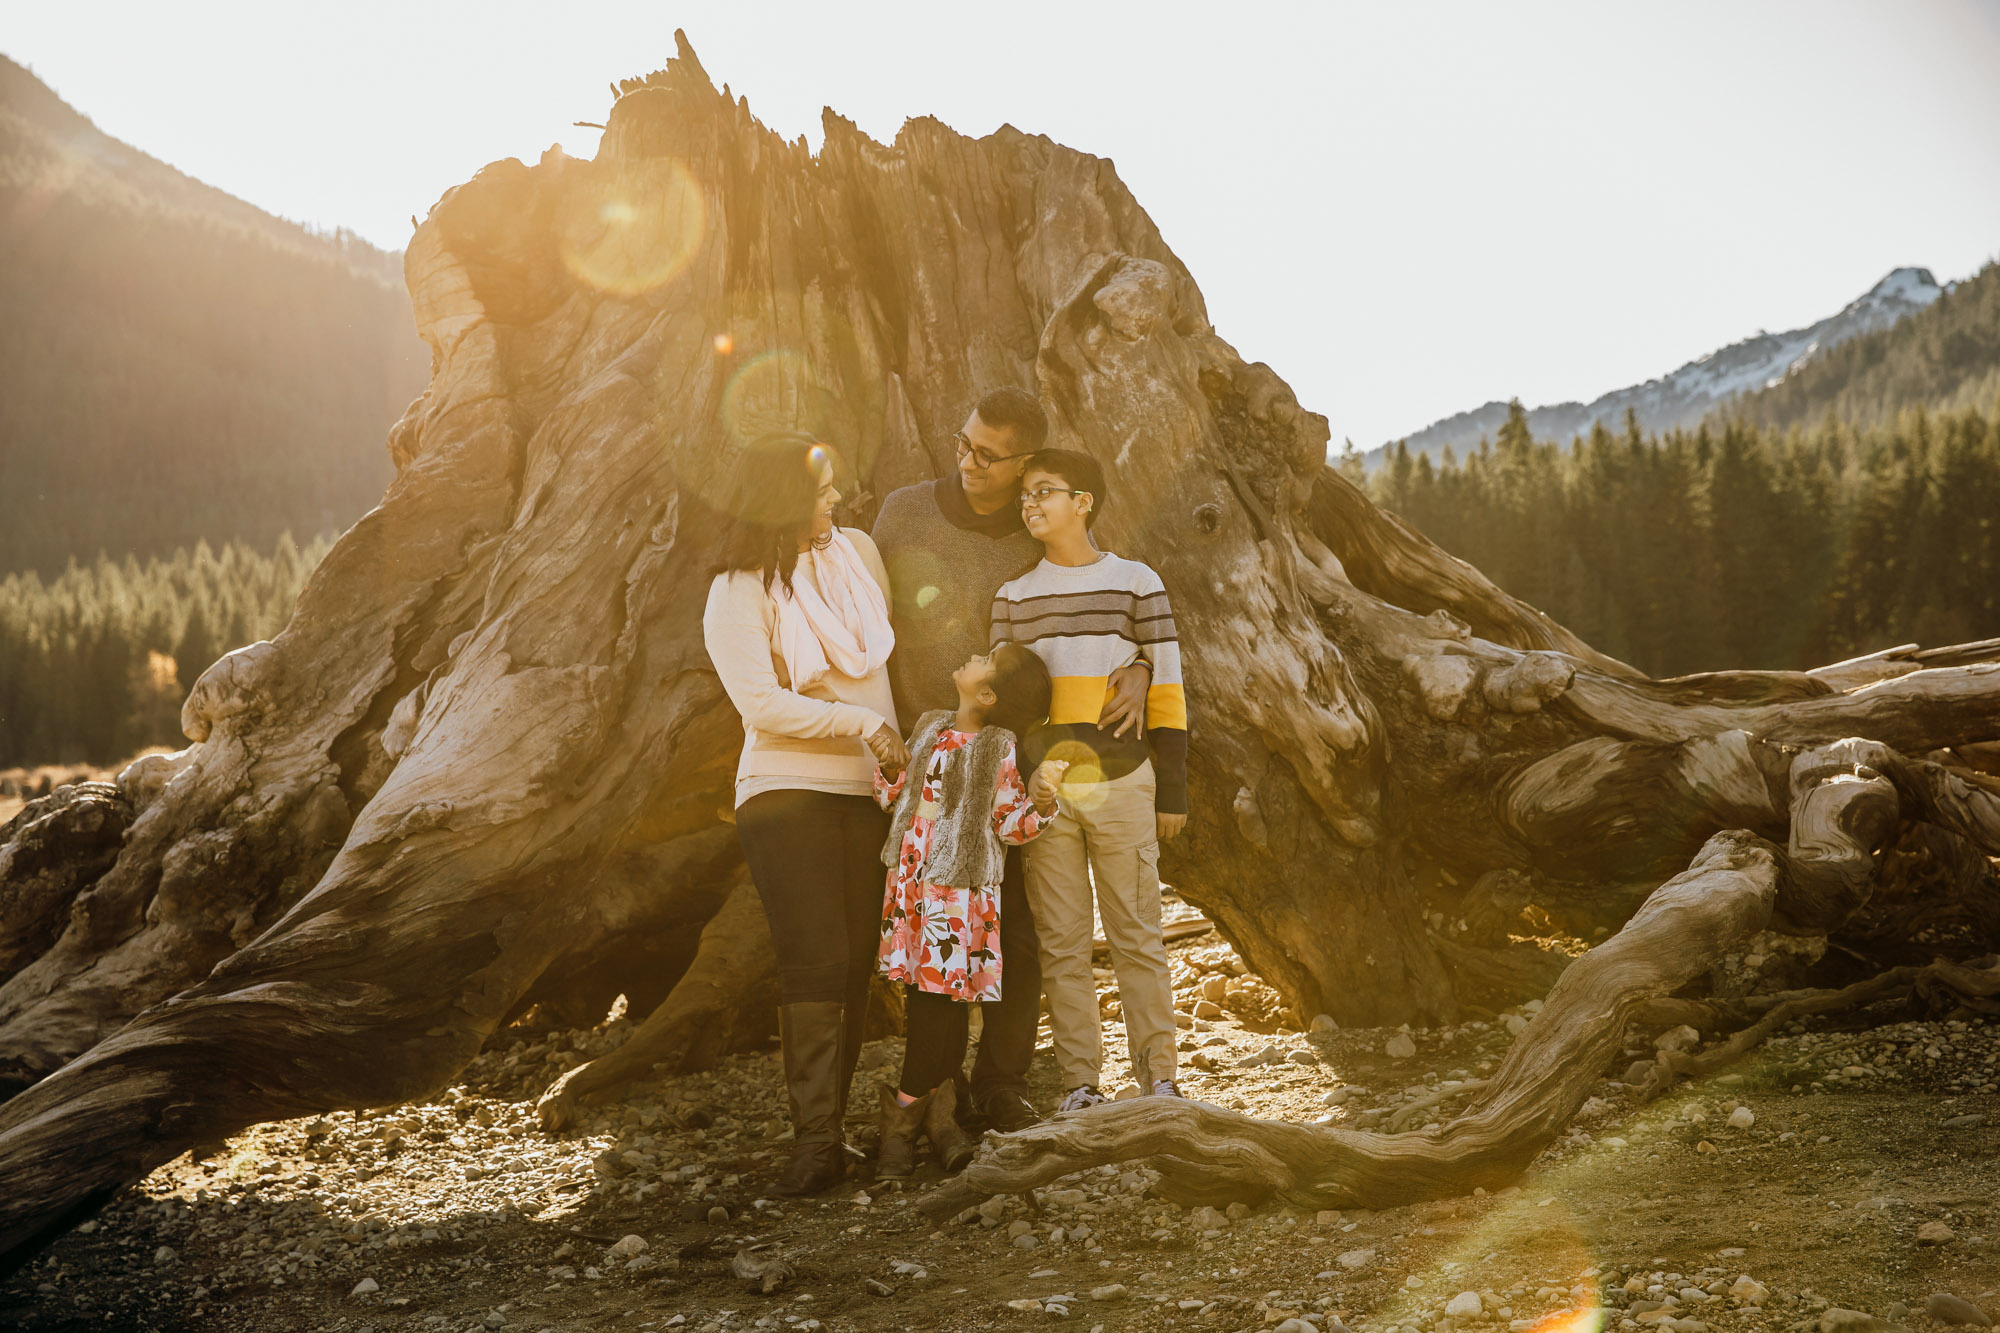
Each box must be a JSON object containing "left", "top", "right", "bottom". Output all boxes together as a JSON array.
[{"left": 990, "top": 552, "right": 1188, "bottom": 815}]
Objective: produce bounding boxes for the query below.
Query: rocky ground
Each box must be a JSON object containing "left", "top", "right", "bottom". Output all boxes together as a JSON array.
[{"left": 4, "top": 914, "right": 1996, "bottom": 1333}]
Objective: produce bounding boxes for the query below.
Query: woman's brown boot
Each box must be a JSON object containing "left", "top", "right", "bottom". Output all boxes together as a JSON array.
[
  {"left": 773, "top": 1001, "right": 849, "bottom": 1197},
  {"left": 923, "top": 1076, "right": 980, "bottom": 1173},
  {"left": 874, "top": 1086, "right": 931, "bottom": 1181}
]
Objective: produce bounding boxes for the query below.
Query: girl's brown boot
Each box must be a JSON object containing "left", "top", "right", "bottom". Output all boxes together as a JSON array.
[
  {"left": 923, "top": 1077, "right": 980, "bottom": 1173},
  {"left": 874, "top": 1086, "right": 931, "bottom": 1181}
]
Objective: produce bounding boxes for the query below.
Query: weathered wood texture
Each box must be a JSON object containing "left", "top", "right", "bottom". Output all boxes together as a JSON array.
[{"left": 2, "top": 33, "right": 1998, "bottom": 1267}]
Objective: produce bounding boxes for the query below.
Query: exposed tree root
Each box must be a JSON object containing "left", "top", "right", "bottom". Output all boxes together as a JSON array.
[
  {"left": 537, "top": 876, "right": 775, "bottom": 1131},
  {"left": 1633, "top": 955, "right": 2000, "bottom": 1100},
  {"left": 925, "top": 830, "right": 1780, "bottom": 1219}
]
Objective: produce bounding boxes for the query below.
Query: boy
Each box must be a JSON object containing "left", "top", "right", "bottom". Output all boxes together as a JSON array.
[{"left": 991, "top": 448, "right": 1188, "bottom": 1111}]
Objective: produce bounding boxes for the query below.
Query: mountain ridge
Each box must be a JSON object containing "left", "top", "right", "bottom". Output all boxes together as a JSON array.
[
  {"left": 1367, "top": 266, "right": 1944, "bottom": 467},
  {"left": 0, "top": 54, "right": 428, "bottom": 576}
]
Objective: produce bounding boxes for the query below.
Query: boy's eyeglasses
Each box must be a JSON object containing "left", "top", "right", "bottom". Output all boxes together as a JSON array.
[
  {"left": 954, "top": 431, "right": 1031, "bottom": 471},
  {"left": 1019, "top": 486, "right": 1087, "bottom": 510}
]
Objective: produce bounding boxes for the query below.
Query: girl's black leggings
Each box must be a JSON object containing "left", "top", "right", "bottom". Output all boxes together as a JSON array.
[{"left": 735, "top": 789, "right": 889, "bottom": 1007}]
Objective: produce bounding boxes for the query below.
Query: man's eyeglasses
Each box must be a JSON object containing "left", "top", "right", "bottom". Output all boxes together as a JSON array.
[
  {"left": 954, "top": 431, "right": 1032, "bottom": 471},
  {"left": 1019, "top": 486, "right": 1087, "bottom": 510}
]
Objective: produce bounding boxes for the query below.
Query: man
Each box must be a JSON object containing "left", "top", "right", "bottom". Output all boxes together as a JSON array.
[{"left": 871, "top": 386, "right": 1149, "bottom": 1130}]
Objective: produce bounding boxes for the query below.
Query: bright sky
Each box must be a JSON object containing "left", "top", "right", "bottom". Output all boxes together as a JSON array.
[{"left": 9, "top": 1, "right": 2000, "bottom": 449}]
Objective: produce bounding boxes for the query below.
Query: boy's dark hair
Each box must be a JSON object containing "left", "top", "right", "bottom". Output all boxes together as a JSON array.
[
  {"left": 973, "top": 386, "right": 1049, "bottom": 452},
  {"left": 986, "top": 641, "right": 1052, "bottom": 739},
  {"left": 1022, "top": 448, "right": 1106, "bottom": 529}
]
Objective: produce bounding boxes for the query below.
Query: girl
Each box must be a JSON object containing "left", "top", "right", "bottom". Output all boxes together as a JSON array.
[{"left": 870, "top": 644, "right": 1060, "bottom": 1177}]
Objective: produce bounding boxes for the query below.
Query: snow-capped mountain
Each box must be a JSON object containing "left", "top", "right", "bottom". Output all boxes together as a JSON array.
[{"left": 1369, "top": 267, "right": 1943, "bottom": 467}]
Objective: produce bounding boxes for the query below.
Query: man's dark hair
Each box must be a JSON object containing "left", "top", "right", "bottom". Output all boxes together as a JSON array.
[
  {"left": 1022, "top": 448, "right": 1106, "bottom": 529},
  {"left": 986, "top": 641, "right": 1052, "bottom": 739},
  {"left": 710, "top": 431, "right": 829, "bottom": 593},
  {"left": 973, "top": 386, "right": 1049, "bottom": 453}
]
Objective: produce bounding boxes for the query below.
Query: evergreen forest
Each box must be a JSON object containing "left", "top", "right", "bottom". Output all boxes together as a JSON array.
[
  {"left": 0, "top": 535, "right": 329, "bottom": 767},
  {"left": 1358, "top": 400, "right": 2000, "bottom": 678}
]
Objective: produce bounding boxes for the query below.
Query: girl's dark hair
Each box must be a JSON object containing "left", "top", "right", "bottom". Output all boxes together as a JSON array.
[
  {"left": 986, "top": 641, "right": 1053, "bottom": 738},
  {"left": 711, "top": 431, "right": 829, "bottom": 593},
  {"left": 1022, "top": 448, "right": 1106, "bottom": 529}
]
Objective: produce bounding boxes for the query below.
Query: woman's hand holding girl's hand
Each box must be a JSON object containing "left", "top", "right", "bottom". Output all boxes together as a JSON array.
[
  {"left": 1029, "top": 760, "right": 1070, "bottom": 816},
  {"left": 868, "top": 723, "right": 910, "bottom": 777}
]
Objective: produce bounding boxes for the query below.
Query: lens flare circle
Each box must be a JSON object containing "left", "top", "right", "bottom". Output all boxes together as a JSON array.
[
  {"left": 557, "top": 157, "right": 706, "bottom": 296},
  {"left": 721, "top": 348, "right": 820, "bottom": 446}
]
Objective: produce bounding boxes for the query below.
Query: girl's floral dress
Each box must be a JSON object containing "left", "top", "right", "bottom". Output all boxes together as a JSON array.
[{"left": 874, "top": 728, "right": 1048, "bottom": 1002}]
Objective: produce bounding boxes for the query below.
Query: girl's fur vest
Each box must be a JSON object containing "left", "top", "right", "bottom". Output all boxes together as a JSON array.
[{"left": 878, "top": 710, "right": 1019, "bottom": 889}]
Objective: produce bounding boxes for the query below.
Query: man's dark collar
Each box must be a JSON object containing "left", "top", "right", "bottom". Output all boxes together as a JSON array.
[{"left": 934, "top": 473, "right": 1027, "bottom": 537}]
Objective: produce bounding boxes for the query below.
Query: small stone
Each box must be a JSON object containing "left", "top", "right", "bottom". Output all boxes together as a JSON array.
[
  {"left": 1225, "top": 1202, "right": 1252, "bottom": 1220},
  {"left": 1091, "top": 1284, "right": 1129, "bottom": 1301},
  {"left": 1322, "top": 1088, "right": 1354, "bottom": 1107},
  {"left": 1820, "top": 1309, "right": 1905, "bottom": 1333},
  {"left": 1919, "top": 1221, "right": 1957, "bottom": 1246},
  {"left": 1943, "top": 1114, "right": 1989, "bottom": 1129},
  {"left": 1288, "top": 1049, "right": 1319, "bottom": 1066},
  {"left": 1447, "top": 1292, "right": 1486, "bottom": 1318},
  {"left": 1310, "top": 1014, "right": 1339, "bottom": 1033},
  {"left": 1276, "top": 1321, "right": 1316, "bottom": 1333},
  {"left": 1504, "top": 1013, "right": 1530, "bottom": 1036},
  {"left": 1655, "top": 1025, "right": 1701, "bottom": 1054},
  {"left": 1385, "top": 1034, "right": 1417, "bottom": 1059},
  {"left": 153, "top": 1246, "right": 178, "bottom": 1265},
  {"left": 1727, "top": 1107, "right": 1755, "bottom": 1129},
  {"left": 1194, "top": 1000, "right": 1223, "bottom": 1019},
  {"left": 1012, "top": 1233, "right": 1040, "bottom": 1250},
  {"left": 1317, "top": 1209, "right": 1342, "bottom": 1227},
  {"left": 1112, "top": 1083, "right": 1143, "bottom": 1101},
  {"left": 1201, "top": 976, "right": 1229, "bottom": 1001},
  {"left": 1189, "top": 1206, "right": 1227, "bottom": 1230},
  {"left": 1006, "top": 1298, "right": 1043, "bottom": 1312},
  {"left": 864, "top": 1278, "right": 895, "bottom": 1297},
  {"left": 1888, "top": 1304, "right": 1911, "bottom": 1323},
  {"left": 607, "top": 1234, "right": 649, "bottom": 1260},
  {"left": 1926, "top": 1294, "right": 1993, "bottom": 1326},
  {"left": 1624, "top": 1060, "right": 1656, "bottom": 1085},
  {"left": 1007, "top": 1219, "right": 1034, "bottom": 1239},
  {"left": 1730, "top": 1277, "right": 1769, "bottom": 1305},
  {"left": 350, "top": 1278, "right": 381, "bottom": 1297},
  {"left": 707, "top": 1206, "right": 730, "bottom": 1224},
  {"left": 1337, "top": 1248, "right": 1376, "bottom": 1270}
]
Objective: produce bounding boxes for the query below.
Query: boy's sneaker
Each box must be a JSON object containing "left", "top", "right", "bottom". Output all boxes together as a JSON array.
[
  {"left": 1056, "top": 1085, "right": 1106, "bottom": 1113},
  {"left": 1151, "top": 1079, "right": 1185, "bottom": 1099}
]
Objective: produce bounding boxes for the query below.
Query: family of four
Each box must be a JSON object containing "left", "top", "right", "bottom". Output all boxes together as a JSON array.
[{"left": 701, "top": 387, "right": 1190, "bottom": 1196}]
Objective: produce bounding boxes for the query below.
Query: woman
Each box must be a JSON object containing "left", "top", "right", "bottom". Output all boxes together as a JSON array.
[{"left": 701, "top": 431, "right": 910, "bottom": 1196}]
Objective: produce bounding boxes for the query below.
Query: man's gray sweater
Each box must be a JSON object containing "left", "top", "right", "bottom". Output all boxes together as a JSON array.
[{"left": 871, "top": 475, "right": 1042, "bottom": 724}]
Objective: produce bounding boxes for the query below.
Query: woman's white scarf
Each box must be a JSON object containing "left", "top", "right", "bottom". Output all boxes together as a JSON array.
[{"left": 774, "top": 529, "right": 895, "bottom": 689}]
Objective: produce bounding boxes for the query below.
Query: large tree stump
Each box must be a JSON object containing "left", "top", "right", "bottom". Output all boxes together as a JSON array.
[{"left": 2, "top": 32, "right": 1998, "bottom": 1268}]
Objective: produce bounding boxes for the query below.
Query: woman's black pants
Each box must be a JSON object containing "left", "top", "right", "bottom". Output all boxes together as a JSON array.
[{"left": 735, "top": 789, "right": 889, "bottom": 1014}]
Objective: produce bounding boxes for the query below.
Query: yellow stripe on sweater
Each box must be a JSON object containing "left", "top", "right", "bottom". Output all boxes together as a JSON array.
[
  {"left": 1048, "top": 676, "right": 1114, "bottom": 726},
  {"left": 1047, "top": 677, "right": 1188, "bottom": 729}
]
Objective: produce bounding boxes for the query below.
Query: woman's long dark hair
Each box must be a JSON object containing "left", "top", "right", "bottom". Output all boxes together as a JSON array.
[{"left": 710, "top": 431, "right": 830, "bottom": 593}]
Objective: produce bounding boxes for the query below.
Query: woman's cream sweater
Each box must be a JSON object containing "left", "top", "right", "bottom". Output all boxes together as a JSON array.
[{"left": 701, "top": 527, "right": 899, "bottom": 808}]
